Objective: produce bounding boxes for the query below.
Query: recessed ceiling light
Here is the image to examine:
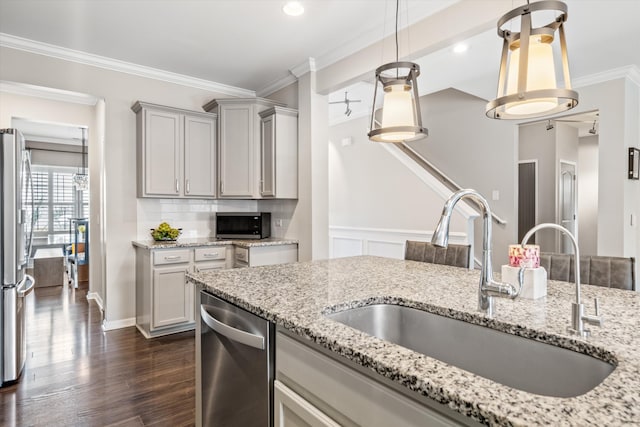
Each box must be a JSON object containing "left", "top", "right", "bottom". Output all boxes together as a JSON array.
[
  {"left": 283, "top": 1, "right": 304, "bottom": 16},
  {"left": 453, "top": 43, "right": 468, "bottom": 54}
]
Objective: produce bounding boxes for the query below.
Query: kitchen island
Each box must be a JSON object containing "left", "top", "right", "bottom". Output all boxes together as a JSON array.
[{"left": 187, "top": 256, "right": 640, "bottom": 426}]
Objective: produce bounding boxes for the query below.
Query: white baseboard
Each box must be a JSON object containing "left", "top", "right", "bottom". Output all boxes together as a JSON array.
[
  {"left": 86, "top": 291, "right": 104, "bottom": 311},
  {"left": 102, "top": 317, "right": 136, "bottom": 331},
  {"left": 329, "top": 225, "right": 470, "bottom": 262}
]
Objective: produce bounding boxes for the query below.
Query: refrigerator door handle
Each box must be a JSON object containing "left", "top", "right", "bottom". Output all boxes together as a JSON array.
[
  {"left": 17, "top": 274, "right": 35, "bottom": 298},
  {"left": 25, "top": 151, "right": 35, "bottom": 260},
  {"left": 200, "top": 304, "right": 265, "bottom": 350}
]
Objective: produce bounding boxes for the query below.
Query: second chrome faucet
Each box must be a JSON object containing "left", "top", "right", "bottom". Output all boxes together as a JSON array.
[{"left": 432, "top": 189, "right": 521, "bottom": 317}]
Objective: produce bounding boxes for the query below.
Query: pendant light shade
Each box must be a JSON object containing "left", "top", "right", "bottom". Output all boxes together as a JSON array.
[
  {"left": 368, "top": 61, "right": 428, "bottom": 143},
  {"left": 486, "top": 0, "right": 578, "bottom": 120},
  {"left": 368, "top": 0, "right": 428, "bottom": 143}
]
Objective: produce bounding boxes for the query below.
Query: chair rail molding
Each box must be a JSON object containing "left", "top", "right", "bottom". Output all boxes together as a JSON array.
[{"left": 329, "top": 225, "right": 471, "bottom": 262}]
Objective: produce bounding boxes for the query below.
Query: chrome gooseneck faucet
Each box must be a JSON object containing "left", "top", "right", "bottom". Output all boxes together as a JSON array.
[
  {"left": 432, "top": 189, "right": 521, "bottom": 317},
  {"left": 521, "top": 223, "right": 603, "bottom": 338}
]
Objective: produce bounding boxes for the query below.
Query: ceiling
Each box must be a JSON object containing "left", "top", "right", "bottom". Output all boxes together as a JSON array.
[
  {"left": 0, "top": 0, "right": 456, "bottom": 92},
  {"left": 0, "top": 0, "right": 639, "bottom": 126}
]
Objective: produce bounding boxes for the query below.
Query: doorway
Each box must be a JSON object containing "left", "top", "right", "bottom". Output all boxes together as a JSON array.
[
  {"left": 518, "top": 160, "right": 537, "bottom": 243},
  {"left": 559, "top": 160, "right": 577, "bottom": 253}
]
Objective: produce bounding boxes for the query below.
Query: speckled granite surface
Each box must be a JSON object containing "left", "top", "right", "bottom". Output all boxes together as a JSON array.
[
  {"left": 187, "top": 255, "right": 640, "bottom": 426},
  {"left": 132, "top": 237, "right": 298, "bottom": 250}
]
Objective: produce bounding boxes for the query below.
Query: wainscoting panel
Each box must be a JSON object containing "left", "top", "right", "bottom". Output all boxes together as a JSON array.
[{"left": 329, "top": 226, "right": 470, "bottom": 261}]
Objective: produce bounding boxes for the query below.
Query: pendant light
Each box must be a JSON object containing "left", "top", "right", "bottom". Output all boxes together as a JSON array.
[
  {"left": 486, "top": 0, "right": 578, "bottom": 120},
  {"left": 73, "top": 127, "right": 88, "bottom": 191},
  {"left": 368, "top": 0, "right": 428, "bottom": 143}
]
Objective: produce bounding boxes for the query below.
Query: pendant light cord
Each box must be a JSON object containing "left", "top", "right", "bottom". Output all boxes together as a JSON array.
[
  {"left": 81, "top": 128, "right": 86, "bottom": 173},
  {"left": 395, "top": 0, "right": 399, "bottom": 63}
]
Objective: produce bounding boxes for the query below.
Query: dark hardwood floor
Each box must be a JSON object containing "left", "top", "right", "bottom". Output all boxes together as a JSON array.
[{"left": 0, "top": 280, "right": 196, "bottom": 427}]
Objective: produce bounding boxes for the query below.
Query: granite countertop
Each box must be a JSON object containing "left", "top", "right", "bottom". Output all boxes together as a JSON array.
[
  {"left": 187, "top": 255, "right": 640, "bottom": 426},
  {"left": 132, "top": 237, "right": 298, "bottom": 250}
]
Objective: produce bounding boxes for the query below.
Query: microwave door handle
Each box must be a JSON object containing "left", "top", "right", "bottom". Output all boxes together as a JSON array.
[{"left": 200, "top": 305, "right": 265, "bottom": 350}]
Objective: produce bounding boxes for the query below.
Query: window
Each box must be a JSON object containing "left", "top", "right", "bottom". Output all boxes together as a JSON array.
[{"left": 26, "top": 165, "right": 89, "bottom": 236}]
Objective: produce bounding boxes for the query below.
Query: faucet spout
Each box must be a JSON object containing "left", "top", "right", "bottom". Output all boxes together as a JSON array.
[
  {"left": 520, "top": 223, "right": 603, "bottom": 338},
  {"left": 432, "top": 189, "right": 521, "bottom": 316}
]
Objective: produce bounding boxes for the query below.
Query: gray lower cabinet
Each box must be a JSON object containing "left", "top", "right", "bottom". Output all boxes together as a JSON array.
[
  {"left": 234, "top": 244, "right": 298, "bottom": 268},
  {"left": 275, "top": 330, "right": 475, "bottom": 427},
  {"left": 135, "top": 245, "right": 229, "bottom": 338},
  {"left": 133, "top": 101, "right": 217, "bottom": 199},
  {"left": 274, "top": 381, "right": 340, "bottom": 427}
]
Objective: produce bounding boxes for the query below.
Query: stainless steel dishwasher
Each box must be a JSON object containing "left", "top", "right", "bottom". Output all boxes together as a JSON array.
[{"left": 199, "top": 290, "right": 274, "bottom": 427}]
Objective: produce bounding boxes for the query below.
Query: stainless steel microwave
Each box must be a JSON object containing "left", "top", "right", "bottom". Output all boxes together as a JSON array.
[{"left": 216, "top": 212, "right": 271, "bottom": 239}]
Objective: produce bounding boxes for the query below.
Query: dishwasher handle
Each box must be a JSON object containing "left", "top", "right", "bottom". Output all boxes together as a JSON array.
[{"left": 200, "top": 304, "right": 265, "bottom": 350}]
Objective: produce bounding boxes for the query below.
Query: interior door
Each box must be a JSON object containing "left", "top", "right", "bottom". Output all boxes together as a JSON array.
[
  {"left": 559, "top": 161, "right": 577, "bottom": 253},
  {"left": 518, "top": 161, "right": 537, "bottom": 243}
]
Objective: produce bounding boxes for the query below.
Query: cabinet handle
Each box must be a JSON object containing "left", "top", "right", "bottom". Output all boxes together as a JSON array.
[
  {"left": 260, "top": 180, "right": 263, "bottom": 194},
  {"left": 175, "top": 179, "right": 179, "bottom": 193},
  {"left": 186, "top": 179, "right": 190, "bottom": 194},
  {"left": 203, "top": 253, "right": 219, "bottom": 258},
  {"left": 220, "top": 181, "right": 224, "bottom": 194},
  {"left": 164, "top": 255, "right": 181, "bottom": 261}
]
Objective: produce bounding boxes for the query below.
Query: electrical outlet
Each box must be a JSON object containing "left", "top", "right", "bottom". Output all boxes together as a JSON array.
[
  {"left": 275, "top": 219, "right": 283, "bottom": 227},
  {"left": 492, "top": 190, "right": 500, "bottom": 201}
]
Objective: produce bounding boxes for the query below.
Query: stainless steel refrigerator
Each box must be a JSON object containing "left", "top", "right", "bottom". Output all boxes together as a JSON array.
[{"left": 1, "top": 128, "right": 35, "bottom": 387}]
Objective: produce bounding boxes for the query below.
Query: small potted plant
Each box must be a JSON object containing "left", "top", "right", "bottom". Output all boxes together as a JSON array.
[{"left": 150, "top": 222, "right": 182, "bottom": 241}]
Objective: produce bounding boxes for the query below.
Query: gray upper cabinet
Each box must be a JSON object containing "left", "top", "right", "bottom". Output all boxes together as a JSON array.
[
  {"left": 259, "top": 107, "right": 298, "bottom": 199},
  {"left": 133, "top": 101, "right": 216, "bottom": 199},
  {"left": 204, "top": 98, "right": 297, "bottom": 199}
]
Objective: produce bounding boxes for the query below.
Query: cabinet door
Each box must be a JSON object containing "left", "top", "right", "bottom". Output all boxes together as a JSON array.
[
  {"left": 260, "top": 114, "right": 275, "bottom": 197},
  {"left": 152, "top": 265, "right": 193, "bottom": 329},
  {"left": 218, "top": 104, "right": 254, "bottom": 198},
  {"left": 274, "top": 381, "right": 340, "bottom": 427},
  {"left": 144, "top": 109, "right": 182, "bottom": 196},
  {"left": 184, "top": 114, "right": 216, "bottom": 198}
]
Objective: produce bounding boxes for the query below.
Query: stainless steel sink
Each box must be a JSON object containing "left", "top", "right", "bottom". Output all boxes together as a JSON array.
[{"left": 326, "top": 304, "right": 615, "bottom": 397}]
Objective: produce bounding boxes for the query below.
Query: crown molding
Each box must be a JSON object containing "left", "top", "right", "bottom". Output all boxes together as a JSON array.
[
  {"left": 0, "top": 33, "right": 255, "bottom": 98},
  {"left": 572, "top": 65, "right": 640, "bottom": 89},
  {"left": 0, "top": 80, "right": 100, "bottom": 106},
  {"left": 290, "top": 57, "right": 317, "bottom": 78},
  {"left": 256, "top": 72, "right": 298, "bottom": 98}
]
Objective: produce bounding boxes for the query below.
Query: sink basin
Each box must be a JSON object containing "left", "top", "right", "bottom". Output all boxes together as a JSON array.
[{"left": 326, "top": 304, "right": 615, "bottom": 397}]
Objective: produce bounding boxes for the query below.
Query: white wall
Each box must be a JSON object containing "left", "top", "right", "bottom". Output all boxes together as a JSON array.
[
  {"left": 578, "top": 135, "right": 599, "bottom": 256},
  {"left": 328, "top": 114, "right": 468, "bottom": 241}
]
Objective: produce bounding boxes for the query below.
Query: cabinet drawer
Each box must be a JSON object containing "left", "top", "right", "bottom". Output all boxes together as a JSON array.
[
  {"left": 153, "top": 249, "right": 190, "bottom": 265},
  {"left": 194, "top": 261, "right": 226, "bottom": 273},
  {"left": 235, "top": 247, "right": 249, "bottom": 263},
  {"left": 195, "top": 247, "right": 226, "bottom": 262}
]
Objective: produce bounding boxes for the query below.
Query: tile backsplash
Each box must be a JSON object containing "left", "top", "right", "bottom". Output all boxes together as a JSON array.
[
  {"left": 137, "top": 198, "right": 258, "bottom": 240},
  {"left": 137, "top": 198, "right": 298, "bottom": 240}
]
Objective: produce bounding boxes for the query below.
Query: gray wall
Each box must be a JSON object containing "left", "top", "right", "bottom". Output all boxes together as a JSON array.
[
  {"left": 328, "top": 114, "right": 467, "bottom": 233},
  {"left": 408, "top": 88, "right": 517, "bottom": 269},
  {"left": 578, "top": 135, "right": 599, "bottom": 256}
]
